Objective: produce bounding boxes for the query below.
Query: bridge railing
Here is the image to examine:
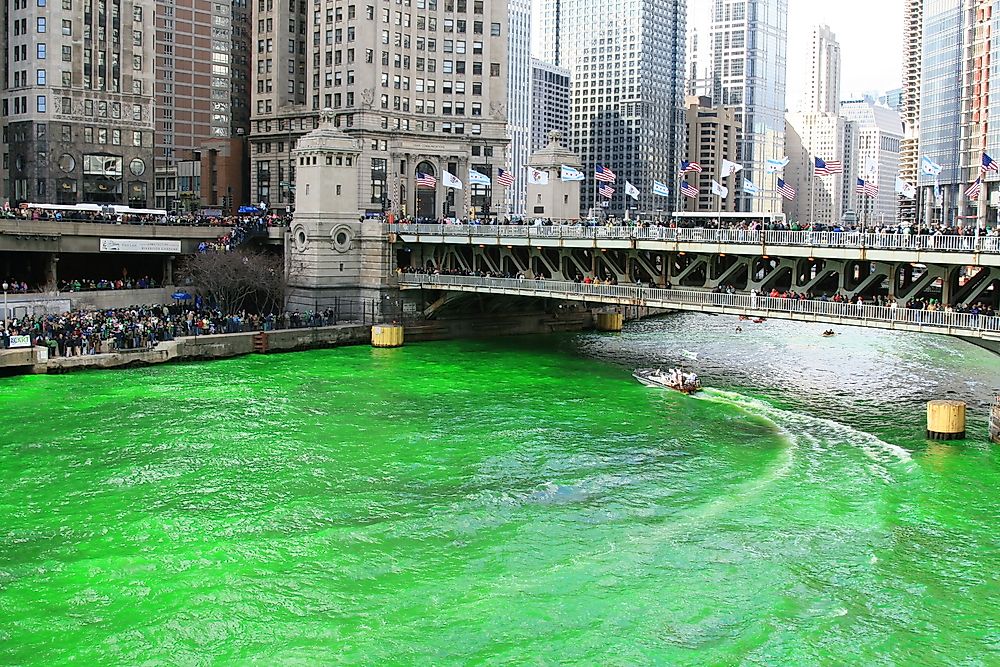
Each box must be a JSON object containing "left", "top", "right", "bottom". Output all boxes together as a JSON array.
[
  {"left": 399, "top": 274, "right": 1000, "bottom": 335},
  {"left": 390, "top": 224, "right": 1000, "bottom": 254}
]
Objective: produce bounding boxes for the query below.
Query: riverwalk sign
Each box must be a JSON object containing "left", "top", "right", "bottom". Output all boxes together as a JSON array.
[
  {"left": 100, "top": 238, "right": 182, "bottom": 253},
  {"left": 7, "top": 335, "right": 31, "bottom": 348}
]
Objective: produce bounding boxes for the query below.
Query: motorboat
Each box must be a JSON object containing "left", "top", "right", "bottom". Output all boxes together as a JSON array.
[
  {"left": 821, "top": 329, "right": 836, "bottom": 337},
  {"left": 633, "top": 368, "right": 703, "bottom": 395}
]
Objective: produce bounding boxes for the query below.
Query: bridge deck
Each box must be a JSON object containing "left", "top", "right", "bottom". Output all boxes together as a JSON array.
[
  {"left": 391, "top": 224, "right": 1000, "bottom": 267},
  {"left": 399, "top": 274, "right": 1000, "bottom": 341}
]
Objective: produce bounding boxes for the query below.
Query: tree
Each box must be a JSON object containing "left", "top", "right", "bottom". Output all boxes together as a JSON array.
[{"left": 178, "top": 248, "right": 290, "bottom": 314}]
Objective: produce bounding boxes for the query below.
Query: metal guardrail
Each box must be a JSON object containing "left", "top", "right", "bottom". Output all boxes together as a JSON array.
[
  {"left": 389, "top": 224, "right": 1000, "bottom": 254},
  {"left": 399, "top": 274, "right": 1000, "bottom": 336}
]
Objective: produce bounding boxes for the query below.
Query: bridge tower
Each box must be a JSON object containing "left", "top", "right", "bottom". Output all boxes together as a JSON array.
[
  {"left": 526, "top": 131, "right": 583, "bottom": 221},
  {"left": 286, "top": 109, "right": 396, "bottom": 314}
]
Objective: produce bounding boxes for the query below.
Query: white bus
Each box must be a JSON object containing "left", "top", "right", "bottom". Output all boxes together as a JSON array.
[{"left": 669, "top": 211, "right": 787, "bottom": 227}]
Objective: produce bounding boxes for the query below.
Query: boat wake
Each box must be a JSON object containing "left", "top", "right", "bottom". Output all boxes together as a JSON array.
[{"left": 696, "top": 388, "right": 914, "bottom": 468}]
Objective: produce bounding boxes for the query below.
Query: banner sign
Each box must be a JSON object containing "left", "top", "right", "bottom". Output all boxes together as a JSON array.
[
  {"left": 100, "top": 238, "right": 182, "bottom": 253},
  {"left": 7, "top": 335, "right": 31, "bottom": 348}
]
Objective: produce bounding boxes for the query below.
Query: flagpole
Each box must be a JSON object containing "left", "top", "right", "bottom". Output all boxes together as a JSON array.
[{"left": 809, "top": 163, "right": 816, "bottom": 227}]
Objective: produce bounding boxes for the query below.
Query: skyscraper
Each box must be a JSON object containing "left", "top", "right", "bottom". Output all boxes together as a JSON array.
[
  {"left": 1, "top": 0, "right": 156, "bottom": 207},
  {"left": 841, "top": 99, "right": 903, "bottom": 226},
  {"left": 683, "top": 96, "right": 740, "bottom": 212},
  {"left": 899, "top": 0, "right": 922, "bottom": 225},
  {"left": 534, "top": 0, "right": 687, "bottom": 215},
  {"left": 784, "top": 112, "right": 857, "bottom": 225},
  {"left": 529, "top": 59, "right": 570, "bottom": 152},
  {"left": 914, "top": 0, "right": 995, "bottom": 228},
  {"left": 506, "top": 0, "right": 531, "bottom": 217},
  {"left": 783, "top": 25, "right": 856, "bottom": 225},
  {"left": 709, "top": 0, "right": 788, "bottom": 213},
  {"left": 803, "top": 25, "right": 841, "bottom": 115},
  {"left": 250, "top": 0, "right": 510, "bottom": 220},
  {"left": 153, "top": 0, "right": 252, "bottom": 213}
]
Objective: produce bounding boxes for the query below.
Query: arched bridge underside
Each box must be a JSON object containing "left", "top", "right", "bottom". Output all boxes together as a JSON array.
[
  {"left": 398, "top": 275, "right": 1000, "bottom": 349},
  {"left": 392, "top": 225, "right": 1000, "bottom": 309}
]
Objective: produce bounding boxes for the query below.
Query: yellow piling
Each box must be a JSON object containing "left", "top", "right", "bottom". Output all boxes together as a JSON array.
[
  {"left": 371, "top": 324, "right": 404, "bottom": 348},
  {"left": 595, "top": 312, "right": 624, "bottom": 332},
  {"left": 926, "top": 400, "right": 966, "bottom": 440}
]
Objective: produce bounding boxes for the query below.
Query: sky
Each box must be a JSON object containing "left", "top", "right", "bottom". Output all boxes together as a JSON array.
[{"left": 687, "top": 0, "right": 904, "bottom": 108}]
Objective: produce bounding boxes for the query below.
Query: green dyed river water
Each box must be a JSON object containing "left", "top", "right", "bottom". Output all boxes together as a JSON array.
[{"left": 1, "top": 315, "right": 998, "bottom": 665}]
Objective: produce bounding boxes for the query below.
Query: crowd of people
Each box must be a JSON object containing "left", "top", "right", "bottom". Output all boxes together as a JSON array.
[
  {"left": 1, "top": 280, "right": 30, "bottom": 294},
  {"left": 393, "top": 215, "right": 1000, "bottom": 238},
  {"left": 0, "top": 304, "right": 366, "bottom": 355},
  {"left": 0, "top": 206, "right": 293, "bottom": 228},
  {"left": 57, "top": 277, "right": 159, "bottom": 292},
  {"left": 197, "top": 215, "right": 272, "bottom": 253}
]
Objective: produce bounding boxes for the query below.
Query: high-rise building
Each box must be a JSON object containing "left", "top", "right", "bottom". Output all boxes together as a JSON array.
[
  {"left": 915, "top": 0, "right": 990, "bottom": 228},
  {"left": 506, "top": 0, "right": 531, "bottom": 217},
  {"left": 1, "top": 0, "right": 156, "bottom": 207},
  {"left": 685, "top": 1, "right": 713, "bottom": 99},
  {"left": 535, "top": 0, "right": 687, "bottom": 216},
  {"left": 249, "top": 0, "right": 510, "bottom": 220},
  {"left": 529, "top": 58, "right": 569, "bottom": 152},
  {"left": 709, "top": 0, "right": 788, "bottom": 213},
  {"left": 841, "top": 99, "right": 903, "bottom": 226},
  {"left": 899, "top": 0, "right": 922, "bottom": 226},
  {"left": 153, "top": 0, "right": 252, "bottom": 213},
  {"left": 783, "top": 25, "right": 857, "bottom": 225},
  {"left": 803, "top": 25, "right": 841, "bottom": 115},
  {"left": 784, "top": 112, "right": 858, "bottom": 225},
  {"left": 683, "top": 95, "right": 740, "bottom": 212}
]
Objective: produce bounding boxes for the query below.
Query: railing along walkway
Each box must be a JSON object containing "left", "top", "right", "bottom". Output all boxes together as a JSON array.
[
  {"left": 390, "top": 224, "right": 1000, "bottom": 254},
  {"left": 399, "top": 274, "right": 1000, "bottom": 337}
]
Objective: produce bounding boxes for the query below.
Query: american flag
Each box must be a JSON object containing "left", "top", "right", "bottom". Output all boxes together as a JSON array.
[
  {"left": 680, "top": 181, "right": 699, "bottom": 198},
  {"left": 416, "top": 172, "right": 437, "bottom": 188},
  {"left": 680, "top": 160, "right": 703, "bottom": 174},
  {"left": 864, "top": 180, "right": 880, "bottom": 198},
  {"left": 599, "top": 184, "right": 615, "bottom": 199},
  {"left": 982, "top": 153, "right": 999, "bottom": 175},
  {"left": 595, "top": 164, "right": 616, "bottom": 183},
  {"left": 856, "top": 178, "right": 866, "bottom": 195},
  {"left": 777, "top": 178, "right": 797, "bottom": 201},
  {"left": 815, "top": 158, "right": 843, "bottom": 176},
  {"left": 496, "top": 168, "right": 515, "bottom": 187},
  {"left": 965, "top": 178, "right": 982, "bottom": 200}
]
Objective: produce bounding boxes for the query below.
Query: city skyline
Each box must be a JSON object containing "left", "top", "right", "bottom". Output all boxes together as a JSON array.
[
  {"left": 687, "top": 0, "right": 903, "bottom": 107},
  {"left": 788, "top": 1, "right": 903, "bottom": 103}
]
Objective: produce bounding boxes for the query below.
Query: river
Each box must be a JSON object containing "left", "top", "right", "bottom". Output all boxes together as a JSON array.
[{"left": 1, "top": 315, "right": 998, "bottom": 664}]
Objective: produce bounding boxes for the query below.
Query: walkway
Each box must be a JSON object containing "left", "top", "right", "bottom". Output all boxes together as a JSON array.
[{"left": 398, "top": 274, "right": 1000, "bottom": 341}]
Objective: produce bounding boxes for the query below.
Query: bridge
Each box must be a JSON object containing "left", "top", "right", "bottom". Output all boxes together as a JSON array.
[
  {"left": 397, "top": 274, "right": 1000, "bottom": 346},
  {"left": 391, "top": 224, "right": 1000, "bottom": 309}
]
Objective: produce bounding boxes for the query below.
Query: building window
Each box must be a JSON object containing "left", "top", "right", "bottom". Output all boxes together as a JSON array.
[
  {"left": 61, "top": 19, "right": 71, "bottom": 35},
  {"left": 62, "top": 45, "right": 71, "bottom": 61},
  {"left": 37, "top": 17, "right": 46, "bottom": 32},
  {"left": 36, "top": 95, "right": 46, "bottom": 112},
  {"left": 36, "top": 70, "right": 46, "bottom": 85},
  {"left": 37, "top": 44, "right": 46, "bottom": 59},
  {"left": 133, "top": 55, "right": 142, "bottom": 70},
  {"left": 490, "top": 22, "right": 500, "bottom": 36}
]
